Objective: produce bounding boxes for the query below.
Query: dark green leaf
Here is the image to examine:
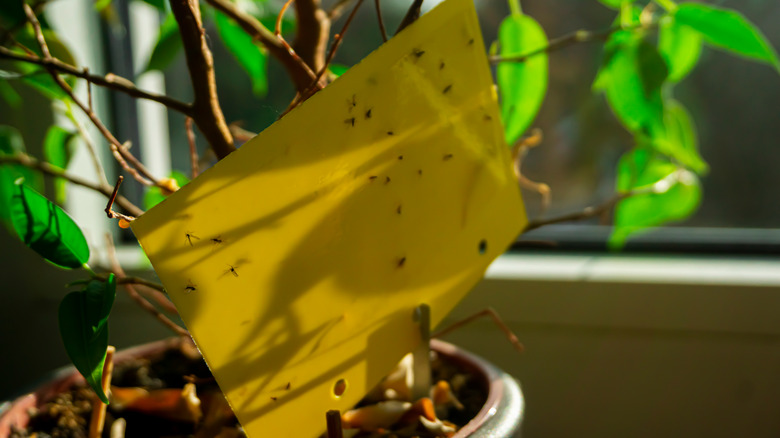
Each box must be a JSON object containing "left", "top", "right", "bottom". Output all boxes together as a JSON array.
[
  {"left": 143, "top": 13, "right": 182, "bottom": 72},
  {"left": 8, "top": 181, "right": 90, "bottom": 268},
  {"left": 0, "top": 1, "right": 25, "bottom": 29},
  {"left": 215, "top": 11, "right": 268, "bottom": 97},
  {"left": 658, "top": 16, "right": 702, "bottom": 83},
  {"left": 0, "top": 125, "right": 43, "bottom": 192},
  {"left": 675, "top": 3, "right": 780, "bottom": 72},
  {"left": 43, "top": 126, "right": 78, "bottom": 204},
  {"left": 594, "top": 34, "right": 668, "bottom": 139},
  {"left": 143, "top": 171, "right": 190, "bottom": 210},
  {"left": 610, "top": 149, "right": 701, "bottom": 248},
  {"left": 497, "top": 13, "right": 548, "bottom": 145},
  {"left": 59, "top": 274, "right": 116, "bottom": 404}
]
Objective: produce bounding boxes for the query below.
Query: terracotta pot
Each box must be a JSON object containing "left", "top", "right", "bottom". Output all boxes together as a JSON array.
[{"left": 0, "top": 338, "right": 523, "bottom": 437}]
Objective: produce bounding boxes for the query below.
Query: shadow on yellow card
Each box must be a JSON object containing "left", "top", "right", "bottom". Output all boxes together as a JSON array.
[{"left": 131, "top": 0, "right": 526, "bottom": 435}]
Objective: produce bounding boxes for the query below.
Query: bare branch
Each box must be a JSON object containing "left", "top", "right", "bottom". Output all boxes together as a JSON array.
[
  {"left": 203, "top": 0, "right": 319, "bottom": 93},
  {"left": 169, "top": 0, "right": 235, "bottom": 160},
  {"left": 285, "top": 0, "right": 364, "bottom": 112},
  {"left": 522, "top": 192, "right": 630, "bottom": 233},
  {"left": 374, "top": 0, "right": 388, "bottom": 43},
  {"left": 0, "top": 46, "right": 192, "bottom": 114},
  {"left": 0, "top": 154, "right": 143, "bottom": 217},
  {"left": 489, "top": 22, "right": 652, "bottom": 64},
  {"left": 185, "top": 117, "right": 199, "bottom": 179},
  {"left": 433, "top": 308, "right": 524, "bottom": 353},
  {"left": 22, "top": 4, "right": 162, "bottom": 187},
  {"left": 293, "top": 0, "right": 330, "bottom": 73},
  {"left": 106, "top": 235, "right": 189, "bottom": 337}
]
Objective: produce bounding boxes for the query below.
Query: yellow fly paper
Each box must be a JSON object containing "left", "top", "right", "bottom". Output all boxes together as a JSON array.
[{"left": 131, "top": 0, "right": 526, "bottom": 435}]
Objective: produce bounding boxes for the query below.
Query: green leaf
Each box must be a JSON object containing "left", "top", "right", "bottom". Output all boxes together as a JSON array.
[
  {"left": 610, "top": 149, "right": 701, "bottom": 248},
  {"left": 43, "top": 126, "right": 78, "bottom": 204},
  {"left": 0, "top": 125, "right": 43, "bottom": 192},
  {"left": 597, "top": 0, "right": 627, "bottom": 9},
  {"left": 143, "top": 171, "right": 190, "bottom": 210},
  {"left": 674, "top": 3, "right": 780, "bottom": 72},
  {"left": 0, "top": 79, "right": 22, "bottom": 107},
  {"left": 8, "top": 181, "right": 90, "bottom": 268},
  {"left": 661, "top": 99, "right": 707, "bottom": 174},
  {"left": 497, "top": 13, "right": 548, "bottom": 146},
  {"left": 215, "top": 11, "right": 269, "bottom": 97},
  {"left": 59, "top": 275, "right": 116, "bottom": 404},
  {"left": 143, "top": 13, "right": 182, "bottom": 72},
  {"left": 595, "top": 34, "right": 668, "bottom": 139},
  {"left": 329, "top": 64, "right": 350, "bottom": 77},
  {"left": 658, "top": 16, "right": 702, "bottom": 83}
]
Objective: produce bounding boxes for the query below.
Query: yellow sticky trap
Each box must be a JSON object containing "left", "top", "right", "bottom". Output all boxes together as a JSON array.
[{"left": 131, "top": 0, "right": 526, "bottom": 435}]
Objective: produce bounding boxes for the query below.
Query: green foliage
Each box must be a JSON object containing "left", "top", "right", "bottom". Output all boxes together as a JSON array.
[
  {"left": 497, "top": 13, "right": 548, "bottom": 146},
  {"left": 58, "top": 274, "right": 116, "bottom": 404},
  {"left": 43, "top": 126, "right": 78, "bottom": 204},
  {"left": 0, "top": 125, "right": 43, "bottom": 192},
  {"left": 660, "top": 99, "right": 707, "bottom": 175},
  {"left": 329, "top": 64, "right": 350, "bottom": 78},
  {"left": 595, "top": 32, "right": 668, "bottom": 140},
  {"left": 12, "top": 28, "right": 77, "bottom": 100},
  {"left": 143, "top": 170, "right": 190, "bottom": 210},
  {"left": 215, "top": 11, "right": 269, "bottom": 97},
  {"left": 674, "top": 3, "right": 780, "bottom": 72},
  {"left": 611, "top": 148, "right": 701, "bottom": 248},
  {"left": 143, "top": 13, "right": 182, "bottom": 73},
  {"left": 658, "top": 16, "right": 702, "bottom": 83},
  {"left": 3, "top": 179, "right": 90, "bottom": 268}
]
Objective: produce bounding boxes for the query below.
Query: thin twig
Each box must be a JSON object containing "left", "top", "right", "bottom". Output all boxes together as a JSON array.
[
  {"left": 203, "top": 0, "right": 319, "bottom": 92},
  {"left": 433, "top": 308, "right": 524, "bottom": 353},
  {"left": 106, "top": 234, "right": 189, "bottom": 337},
  {"left": 117, "top": 278, "right": 178, "bottom": 315},
  {"left": 522, "top": 192, "right": 631, "bottom": 233},
  {"left": 273, "top": 0, "right": 325, "bottom": 92},
  {"left": 169, "top": 0, "right": 235, "bottom": 160},
  {"left": 104, "top": 175, "right": 123, "bottom": 219},
  {"left": 62, "top": 100, "right": 110, "bottom": 187},
  {"left": 22, "top": 4, "right": 161, "bottom": 187},
  {"left": 489, "top": 22, "right": 652, "bottom": 64},
  {"left": 185, "top": 117, "right": 200, "bottom": 179},
  {"left": 84, "top": 67, "right": 93, "bottom": 113},
  {"left": 285, "top": 0, "right": 364, "bottom": 113},
  {"left": 0, "top": 46, "right": 192, "bottom": 114},
  {"left": 0, "top": 154, "right": 143, "bottom": 217},
  {"left": 374, "top": 0, "right": 388, "bottom": 42},
  {"left": 228, "top": 122, "right": 257, "bottom": 143}
]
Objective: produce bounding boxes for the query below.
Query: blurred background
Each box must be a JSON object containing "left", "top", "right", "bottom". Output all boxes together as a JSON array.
[{"left": 1, "top": 0, "right": 779, "bottom": 437}]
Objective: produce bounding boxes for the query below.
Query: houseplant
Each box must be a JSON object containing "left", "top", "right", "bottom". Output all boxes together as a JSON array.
[{"left": 0, "top": 0, "right": 778, "bottom": 436}]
